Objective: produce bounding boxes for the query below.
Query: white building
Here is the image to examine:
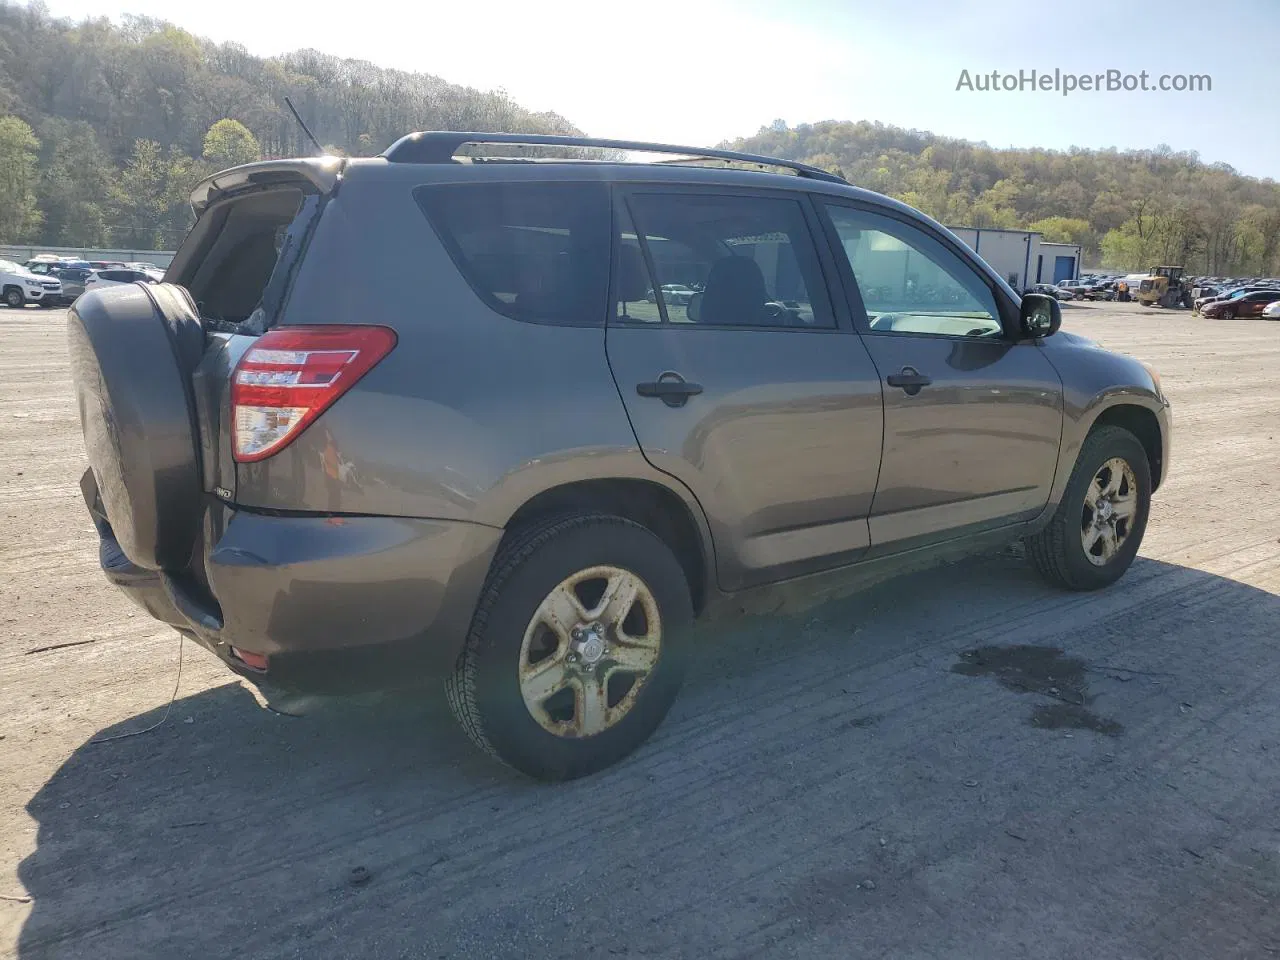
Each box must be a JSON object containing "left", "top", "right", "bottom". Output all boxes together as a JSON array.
[
  {"left": 947, "top": 227, "right": 1037, "bottom": 292},
  {"left": 945, "top": 228, "right": 1081, "bottom": 292},
  {"left": 1035, "top": 242, "right": 1083, "bottom": 286}
]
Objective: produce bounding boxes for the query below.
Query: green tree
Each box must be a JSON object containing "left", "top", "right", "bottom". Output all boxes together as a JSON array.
[
  {"left": 1100, "top": 223, "right": 1151, "bottom": 271},
  {"left": 160, "top": 146, "right": 209, "bottom": 245},
  {"left": 110, "top": 138, "right": 167, "bottom": 247},
  {"left": 36, "top": 118, "right": 112, "bottom": 245},
  {"left": 0, "top": 115, "right": 42, "bottom": 241},
  {"left": 1028, "top": 216, "right": 1092, "bottom": 246},
  {"left": 202, "top": 117, "right": 259, "bottom": 169}
]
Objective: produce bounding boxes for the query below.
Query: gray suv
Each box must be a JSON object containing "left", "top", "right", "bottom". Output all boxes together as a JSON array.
[{"left": 68, "top": 133, "right": 1170, "bottom": 780}]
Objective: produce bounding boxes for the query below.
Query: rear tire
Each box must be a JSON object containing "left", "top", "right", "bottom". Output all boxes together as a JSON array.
[
  {"left": 447, "top": 514, "right": 692, "bottom": 781},
  {"left": 1025, "top": 426, "right": 1152, "bottom": 591}
]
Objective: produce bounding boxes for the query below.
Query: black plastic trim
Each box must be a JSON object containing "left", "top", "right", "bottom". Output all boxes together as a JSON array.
[{"left": 383, "top": 131, "right": 846, "bottom": 184}]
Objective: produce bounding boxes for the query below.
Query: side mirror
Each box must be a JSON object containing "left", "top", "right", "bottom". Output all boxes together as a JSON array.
[{"left": 1019, "top": 293, "right": 1061, "bottom": 338}]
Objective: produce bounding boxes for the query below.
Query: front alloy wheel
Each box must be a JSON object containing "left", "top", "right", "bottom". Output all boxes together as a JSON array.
[
  {"left": 1025, "top": 425, "right": 1152, "bottom": 591},
  {"left": 1081, "top": 457, "right": 1138, "bottom": 566}
]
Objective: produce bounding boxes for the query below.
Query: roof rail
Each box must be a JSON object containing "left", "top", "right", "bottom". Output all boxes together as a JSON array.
[{"left": 381, "top": 132, "right": 847, "bottom": 184}]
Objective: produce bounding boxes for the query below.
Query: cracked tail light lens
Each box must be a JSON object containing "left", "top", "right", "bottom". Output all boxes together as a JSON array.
[{"left": 231, "top": 325, "right": 397, "bottom": 462}]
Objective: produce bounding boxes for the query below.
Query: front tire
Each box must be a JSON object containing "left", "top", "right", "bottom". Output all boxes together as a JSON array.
[
  {"left": 4, "top": 289, "right": 23, "bottom": 309},
  {"left": 447, "top": 514, "right": 692, "bottom": 780},
  {"left": 1025, "top": 426, "right": 1152, "bottom": 591}
]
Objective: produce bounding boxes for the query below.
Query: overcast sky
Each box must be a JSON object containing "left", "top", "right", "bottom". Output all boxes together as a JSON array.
[{"left": 34, "top": 0, "right": 1280, "bottom": 180}]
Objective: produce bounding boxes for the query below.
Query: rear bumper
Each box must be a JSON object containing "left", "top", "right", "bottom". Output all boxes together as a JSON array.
[{"left": 87, "top": 477, "right": 502, "bottom": 692}]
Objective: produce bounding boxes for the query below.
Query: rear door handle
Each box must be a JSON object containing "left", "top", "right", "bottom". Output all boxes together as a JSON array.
[
  {"left": 885, "top": 367, "right": 932, "bottom": 395},
  {"left": 636, "top": 376, "right": 703, "bottom": 407}
]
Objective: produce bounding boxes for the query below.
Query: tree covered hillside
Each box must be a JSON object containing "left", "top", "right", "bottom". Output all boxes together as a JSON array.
[
  {"left": 3, "top": 0, "right": 1278, "bottom": 274},
  {"left": 0, "top": 1, "right": 579, "bottom": 248},
  {"left": 730, "top": 121, "right": 1280, "bottom": 275}
]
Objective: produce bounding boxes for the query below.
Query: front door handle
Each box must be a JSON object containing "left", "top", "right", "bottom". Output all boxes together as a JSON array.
[
  {"left": 885, "top": 367, "right": 932, "bottom": 396},
  {"left": 636, "top": 374, "right": 703, "bottom": 407}
]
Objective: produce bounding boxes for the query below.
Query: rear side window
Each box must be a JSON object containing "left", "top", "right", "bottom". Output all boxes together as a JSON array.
[{"left": 416, "top": 182, "right": 611, "bottom": 325}]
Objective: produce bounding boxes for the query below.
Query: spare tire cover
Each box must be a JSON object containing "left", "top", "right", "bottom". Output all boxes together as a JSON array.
[{"left": 67, "top": 282, "right": 204, "bottom": 571}]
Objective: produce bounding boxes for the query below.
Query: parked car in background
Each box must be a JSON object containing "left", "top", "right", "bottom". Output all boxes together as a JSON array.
[
  {"left": 0, "top": 259, "right": 63, "bottom": 308},
  {"left": 1027, "top": 283, "right": 1062, "bottom": 299},
  {"left": 646, "top": 283, "right": 697, "bottom": 305},
  {"left": 1079, "top": 280, "right": 1115, "bottom": 301},
  {"left": 1261, "top": 300, "right": 1280, "bottom": 321},
  {"left": 81, "top": 268, "right": 161, "bottom": 293},
  {"left": 125, "top": 262, "right": 165, "bottom": 278},
  {"left": 50, "top": 266, "right": 92, "bottom": 301},
  {"left": 1195, "top": 285, "right": 1280, "bottom": 314},
  {"left": 1199, "top": 289, "right": 1280, "bottom": 319},
  {"left": 24, "top": 257, "right": 88, "bottom": 304}
]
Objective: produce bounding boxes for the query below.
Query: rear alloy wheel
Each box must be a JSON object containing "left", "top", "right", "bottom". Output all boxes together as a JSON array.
[
  {"left": 447, "top": 515, "right": 692, "bottom": 780},
  {"left": 518, "top": 566, "right": 663, "bottom": 739},
  {"left": 1025, "top": 425, "right": 1152, "bottom": 591},
  {"left": 4, "top": 289, "right": 23, "bottom": 309}
]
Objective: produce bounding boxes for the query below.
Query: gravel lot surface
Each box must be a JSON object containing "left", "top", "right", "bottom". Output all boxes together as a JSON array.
[{"left": 2, "top": 302, "right": 1278, "bottom": 959}]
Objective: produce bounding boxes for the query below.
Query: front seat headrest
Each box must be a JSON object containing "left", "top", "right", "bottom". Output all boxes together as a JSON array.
[{"left": 700, "top": 256, "right": 770, "bottom": 326}]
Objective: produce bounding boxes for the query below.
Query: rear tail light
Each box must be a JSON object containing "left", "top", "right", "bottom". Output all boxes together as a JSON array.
[{"left": 231, "top": 325, "right": 396, "bottom": 462}]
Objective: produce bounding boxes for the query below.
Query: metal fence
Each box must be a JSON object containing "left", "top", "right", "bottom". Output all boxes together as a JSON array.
[{"left": 0, "top": 245, "right": 176, "bottom": 268}]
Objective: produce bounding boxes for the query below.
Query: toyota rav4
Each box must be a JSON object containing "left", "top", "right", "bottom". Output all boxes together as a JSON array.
[{"left": 69, "top": 133, "right": 1170, "bottom": 780}]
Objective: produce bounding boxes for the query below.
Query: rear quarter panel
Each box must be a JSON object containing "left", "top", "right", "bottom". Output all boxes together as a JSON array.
[{"left": 232, "top": 165, "right": 683, "bottom": 531}]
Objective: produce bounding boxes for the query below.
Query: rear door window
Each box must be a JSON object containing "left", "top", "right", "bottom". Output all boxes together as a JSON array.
[
  {"left": 416, "top": 181, "right": 611, "bottom": 326},
  {"left": 618, "top": 191, "right": 834, "bottom": 329}
]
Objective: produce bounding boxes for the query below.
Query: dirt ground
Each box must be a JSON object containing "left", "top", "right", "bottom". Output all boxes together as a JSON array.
[{"left": 2, "top": 301, "right": 1279, "bottom": 959}]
